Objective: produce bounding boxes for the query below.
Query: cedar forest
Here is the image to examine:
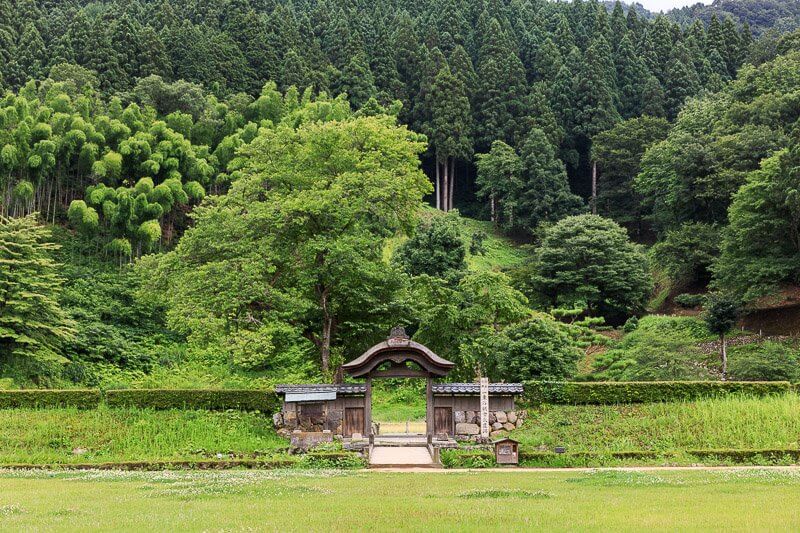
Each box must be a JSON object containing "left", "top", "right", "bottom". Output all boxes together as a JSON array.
[{"left": 1, "top": 0, "right": 800, "bottom": 389}]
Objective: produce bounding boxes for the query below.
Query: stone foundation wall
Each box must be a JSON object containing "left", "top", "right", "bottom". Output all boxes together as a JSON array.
[
  {"left": 273, "top": 406, "right": 344, "bottom": 437},
  {"left": 454, "top": 410, "right": 526, "bottom": 441}
]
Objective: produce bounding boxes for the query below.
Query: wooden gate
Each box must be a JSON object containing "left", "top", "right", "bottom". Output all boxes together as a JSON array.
[
  {"left": 344, "top": 407, "right": 365, "bottom": 437},
  {"left": 434, "top": 407, "right": 453, "bottom": 436}
]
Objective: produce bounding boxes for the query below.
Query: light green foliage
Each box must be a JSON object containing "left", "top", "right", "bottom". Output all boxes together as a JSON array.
[
  {"left": 143, "top": 95, "right": 430, "bottom": 377},
  {"left": 411, "top": 270, "right": 532, "bottom": 380},
  {"left": 483, "top": 314, "right": 582, "bottom": 382},
  {"left": 0, "top": 406, "right": 285, "bottom": 464},
  {"left": 393, "top": 211, "right": 466, "bottom": 284},
  {"left": 533, "top": 214, "right": 651, "bottom": 320},
  {"left": 513, "top": 393, "right": 800, "bottom": 452},
  {"left": 636, "top": 51, "right": 799, "bottom": 233},
  {"left": 0, "top": 216, "right": 74, "bottom": 384},
  {"left": 591, "top": 315, "right": 715, "bottom": 381},
  {"left": 728, "top": 341, "right": 800, "bottom": 382},
  {"left": 475, "top": 140, "right": 523, "bottom": 232}
]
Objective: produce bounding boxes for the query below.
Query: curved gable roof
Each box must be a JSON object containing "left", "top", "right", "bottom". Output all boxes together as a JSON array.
[{"left": 342, "top": 327, "right": 455, "bottom": 378}]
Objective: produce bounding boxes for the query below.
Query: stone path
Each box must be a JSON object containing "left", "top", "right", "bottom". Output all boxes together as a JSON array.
[{"left": 369, "top": 446, "right": 438, "bottom": 467}]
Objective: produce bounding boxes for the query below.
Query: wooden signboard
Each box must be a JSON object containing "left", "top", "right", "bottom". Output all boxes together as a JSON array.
[{"left": 480, "top": 377, "right": 489, "bottom": 438}]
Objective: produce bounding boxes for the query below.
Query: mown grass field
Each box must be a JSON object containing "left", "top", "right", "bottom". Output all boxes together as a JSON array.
[
  {"left": 1, "top": 469, "right": 800, "bottom": 531},
  {"left": 513, "top": 394, "right": 800, "bottom": 452},
  {"left": 0, "top": 406, "right": 286, "bottom": 464}
]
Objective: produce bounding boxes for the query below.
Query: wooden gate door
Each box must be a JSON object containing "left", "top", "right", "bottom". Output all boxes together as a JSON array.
[
  {"left": 344, "top": 407, "right": 365, "bottom": 437},
  {"left": 434, "top": 407, "right": 453, "bottom": 436}
]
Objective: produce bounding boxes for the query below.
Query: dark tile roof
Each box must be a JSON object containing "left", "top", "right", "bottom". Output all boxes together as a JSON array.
[
  {"left": 275, "top": 384, "right": 366, "bottom": 395},
  {"left": 433, "top": 383, "right": 524, "bottom": 395}
]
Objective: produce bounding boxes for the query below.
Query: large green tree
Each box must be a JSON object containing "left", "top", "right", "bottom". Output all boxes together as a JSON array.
[
  {"left": 533, "top": 214, "right": 651, "bottom": 319},
  {"left": 143, "top": 102, "right": 430, "bottom": 378},
  {"left": 0, "top": 215, "right": 74, "bottom": 383}
]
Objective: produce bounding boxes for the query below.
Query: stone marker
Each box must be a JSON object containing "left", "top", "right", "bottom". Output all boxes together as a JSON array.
[{"left": 455, "top": 422, "right": 480, "bottom": 435}]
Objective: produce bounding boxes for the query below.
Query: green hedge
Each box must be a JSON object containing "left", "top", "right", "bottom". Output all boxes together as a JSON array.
[
  {"left": 0, "top": 390, "right": 101, "bottom": 409},
  {"left": 105, "top": 389, "right": 279, "bottom": 411},
  {"left": 524, "top": 381, "right": 793, "bottom": 405},
  {"left": 442, "top": 448, "right": 800, "bottom": 468}
]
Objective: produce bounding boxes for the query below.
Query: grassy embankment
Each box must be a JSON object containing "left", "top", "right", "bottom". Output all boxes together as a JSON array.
[
  {"left": 2, "top": 393, "right": 799, "bottom": 466},
  {"left": 512, "top": 393, "right": 800, "bottom": 452},
  {"left": 2, "top": 469, "right": 800, "bottom": 530},
  {"left": 0, "top": 406, "right": 286, "bottom": 465}
]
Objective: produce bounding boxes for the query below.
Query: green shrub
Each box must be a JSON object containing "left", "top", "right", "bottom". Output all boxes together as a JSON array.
[
  {"left": 298, "top": 452, "right": 366, "bottom": 469},
  {"left": 728, "top": 342, "right": 800, "bottom": 382},
  {"left": 440, "top": 450, "right": 495, "bottom": 468},
  {"left": 674, "top": 293, "right": 705, "bottom": 308},
  {"left": 525, "top": 381, "right": 792, "bottom": 405},
  {"left": 0, "top": 390, "right": 101, "bottom": 409},
  {"left": 105, "top": 389, "right": 279, "bottom": 411},
  {"left": 622, "top": 316, "right": 639, "bottom": 332},
  {"left": 591, "top": 315, "right": 714, "bottom": 381}
]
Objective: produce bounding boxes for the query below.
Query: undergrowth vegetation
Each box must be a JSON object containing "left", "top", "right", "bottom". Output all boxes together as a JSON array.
[
  {"left": 512, "top": 393, "right": 800, "bottom": 452},
  {"left": 0, "top": 406, "right": 286, "bottom": 464}
]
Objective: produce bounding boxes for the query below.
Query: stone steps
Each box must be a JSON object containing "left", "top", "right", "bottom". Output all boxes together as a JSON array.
[{"left": 368, "top": 446, "right": 441, "bottom": 468}]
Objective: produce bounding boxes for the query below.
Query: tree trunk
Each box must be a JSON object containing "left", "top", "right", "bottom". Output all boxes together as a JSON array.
[
  {"left": 435, "top": 157, "right": 441, "bottom": 211},
  {"left": 490, "top": 193, "right": 496, "bottom": 225},
  {"left": 442, "top": 158, "right": 449, "bottom": 212},
  {"left": 448, "top": 157, "right": 455, "bottom": 211},
  {"left": 591, "top": 160, "right": 598, "bottom": 215},
  {"left": 320, "top": 300, "right": 333, "bottom": 377},
  {"left": 721, "top": 334, "right": 728, "bottom": 380}
]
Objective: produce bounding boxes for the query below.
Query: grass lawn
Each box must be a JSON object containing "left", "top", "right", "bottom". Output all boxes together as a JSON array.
[
  {"left": 1, "top": 469, "right": 800, "bottom": 531},
  {"left": 0, "top": 406, "right": 286, "bottom": 464},
  {"left": 511, "top": 394, "right": 800, "bottom": 452}
]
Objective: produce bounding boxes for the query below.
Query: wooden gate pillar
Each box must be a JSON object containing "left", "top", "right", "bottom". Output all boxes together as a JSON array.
[
  {"left": 364, "top": 377, "right": 372, "bottom": 436},
  {"left": 425, "top": 376, "right": 433, "bottom": 439}
]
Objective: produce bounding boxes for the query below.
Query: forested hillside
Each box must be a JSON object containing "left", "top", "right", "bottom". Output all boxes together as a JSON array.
[
  {"left": 669, "top": 0, "right": 800, "bottom": 35},
  {"left": 1, "top": 0, "right": 799, "bottom": 388},
  {"left": 0, "top": 0, "right": 757, "bottom": 211}
]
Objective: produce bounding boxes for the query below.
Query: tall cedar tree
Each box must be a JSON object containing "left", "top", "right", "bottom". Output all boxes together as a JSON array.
[
  {"left": 425, "top": 64, "right": 472, "bottom": 212},
  {"left": 516, "top": 128, "right": 584, "bottom": 232},
  {"left": 474, "top": 18, "right": 529, "bottom": 152}
]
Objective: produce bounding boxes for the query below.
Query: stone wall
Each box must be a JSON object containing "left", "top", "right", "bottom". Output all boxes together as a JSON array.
[
  {"left": 273, "top": 403, "right": 344, "bottom": 437},
  {"left": 453, "top": 409, "right": 526, "bottom": 441}
]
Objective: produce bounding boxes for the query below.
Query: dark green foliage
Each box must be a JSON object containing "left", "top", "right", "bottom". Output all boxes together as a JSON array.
[
  {"left": 525, "top": 380, "right": 792, "bottom": 405},
  {"left": 703, "top": 294, "right": 740, "bottom": 338},
  {"left": 0, "top": 389, "right": 100, "bottom": 409},
  {"left": 105, "top": 389, "right": 279, "bottom": 411},
  {"left": 393, "top": 212, "right": 467, "bottom": 283},
  {"left": 533, "top": 215, "right": 651, "bottom": 319},
  {"left": 637, "top": 51, "right": 798, "bottom": 234},
  {"left": 651, "top": 223, "right": 721, "bottom": 288},
  {"left": 715, "top": 132, "right": 800, "bottom": 299},
  {"left": 674, "top": 293, "right": 706, "bottom": 308},
  {"left": 515, "top": 129, "right": 584, "bottom": 232},
  {"left": 592, "top": 116, "right": 670, "bottom": 234}
]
